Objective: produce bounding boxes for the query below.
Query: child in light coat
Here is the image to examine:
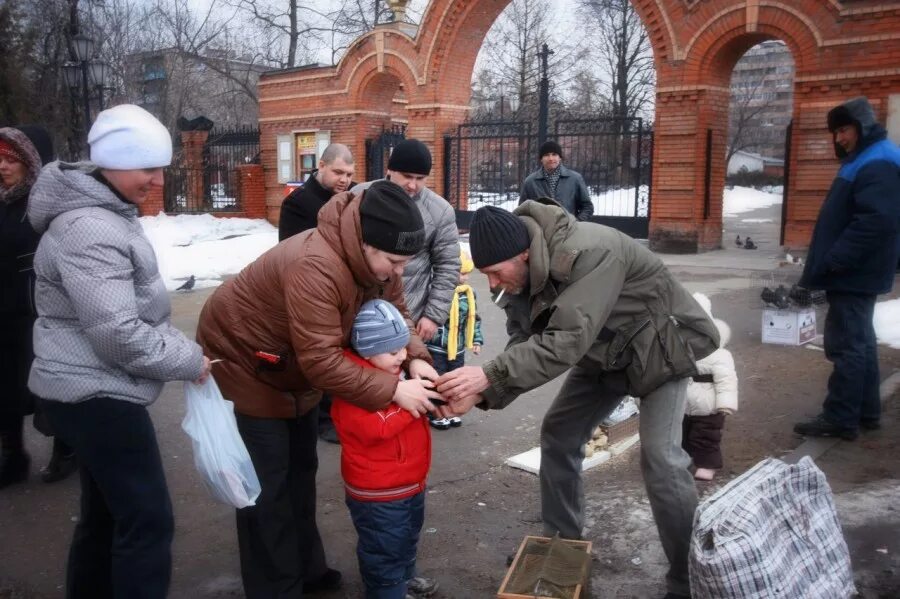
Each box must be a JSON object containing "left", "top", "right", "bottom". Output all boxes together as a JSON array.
[{"left": 682, "top": 293, "right": 738, "bottom": 481}]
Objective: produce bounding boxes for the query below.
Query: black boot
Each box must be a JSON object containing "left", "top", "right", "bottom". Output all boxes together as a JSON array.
[
  {"left": 0, "top": 431, "right": 30, "bottom": 489},
  {"left": 41, "top": 437, "right": 77, "bottom": 483},
  {"left": 793, "top": 415, "right": 858, "bottom": 441}
]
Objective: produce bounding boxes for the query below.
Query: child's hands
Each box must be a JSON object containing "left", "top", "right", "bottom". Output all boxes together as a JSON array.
[
  {"left": 472, "top": 344, "right": 482, "bottom": 355},
  {"left": 392, "top": 378, "right": 444, "bottom": 418}
]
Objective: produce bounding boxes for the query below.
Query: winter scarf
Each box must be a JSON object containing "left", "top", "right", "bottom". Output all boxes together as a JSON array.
[
  {"left": 542, "top": 166, "right": 561, "bottom": 199},
  {"left": 0, "top": 128, "right": 42, "bottom": 204},
  {"left": 447, "top": 284, "right": 476, "bottom": 360}
]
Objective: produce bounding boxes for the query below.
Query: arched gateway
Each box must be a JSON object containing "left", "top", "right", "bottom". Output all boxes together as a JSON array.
[{"left": 258, "top": 1, "right": 900, "bottom": 252}]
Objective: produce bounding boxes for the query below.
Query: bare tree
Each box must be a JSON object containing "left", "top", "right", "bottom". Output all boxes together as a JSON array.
[
  {"left": 475, "top": 0, "right": 586, "bottom": 122},
  {"left": 579, "top": 0, "right": 655, "bottom": 122},
  {"left": 726, "top": 74, "right": 777, "bottom": 165}
]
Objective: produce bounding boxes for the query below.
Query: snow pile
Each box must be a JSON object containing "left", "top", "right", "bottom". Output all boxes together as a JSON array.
[
  {"left": 874, "top": 298, "right": 900, "bottom": 349},
  {"left": 140, "top": 213, "right": 278, "bottom": 291}
]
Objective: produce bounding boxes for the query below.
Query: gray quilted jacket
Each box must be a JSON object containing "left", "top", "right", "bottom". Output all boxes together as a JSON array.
[
  {"left": 27, "top": 162, "right": 204, "bottom": 406},
  {"left": 352, "top": 180, "right": 460, "bottom": 323}
]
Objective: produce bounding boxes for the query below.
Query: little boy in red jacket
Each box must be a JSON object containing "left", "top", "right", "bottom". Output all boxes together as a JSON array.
[{"left": 331, "top": 299, "right": 438, "bottom": 599}]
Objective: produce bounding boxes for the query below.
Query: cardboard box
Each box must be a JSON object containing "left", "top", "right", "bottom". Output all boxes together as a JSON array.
[
  {"left": 761, "top": 308, "right": 817, "bottom": 345},
  {"left": 498, "top": 536, "right": 592, "bottom": 599}
]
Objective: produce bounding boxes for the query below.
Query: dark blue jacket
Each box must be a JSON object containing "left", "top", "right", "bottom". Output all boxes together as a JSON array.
[{"left": 800, "top": 112, "right": 900, "bottom": 294}]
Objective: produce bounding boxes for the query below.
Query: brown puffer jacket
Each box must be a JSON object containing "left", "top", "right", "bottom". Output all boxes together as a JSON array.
[{"left": 196, "top": 190, "right": 430, "bottom": 419}]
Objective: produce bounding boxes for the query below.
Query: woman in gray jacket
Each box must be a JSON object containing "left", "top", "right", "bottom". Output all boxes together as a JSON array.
[{"left": 27, "top": 104, "right": 211, "bottom": 599}]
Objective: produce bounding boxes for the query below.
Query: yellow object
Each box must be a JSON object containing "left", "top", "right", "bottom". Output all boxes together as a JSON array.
[
  {"left": 460, "top": 249, "right": 474, "bottom": 274},
  {"left": 447, "top": 284, "right": 476, "bottom": 360}
]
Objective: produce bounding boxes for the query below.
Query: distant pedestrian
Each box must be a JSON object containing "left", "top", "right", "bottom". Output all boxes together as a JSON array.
[
  {"left": 794, "top": 96, "right": 900, "bottom": 441},
  {"left": 331, "top": 299, "right": 439, "bottom": 599},
  {"left": 0, "top": 124, "right": 76, "bottom": 488},
  {"left": 27, "top": 104, "right": 212, "bottom": 598},
  {"left": 519, "top": 140, "right": 594, "bottom": 221},
  {"left": 682, "top": 295, "right": 738, "bottom": 482},
  {"left": 426, "top": 250, "right": 483, "bottom": 430}
]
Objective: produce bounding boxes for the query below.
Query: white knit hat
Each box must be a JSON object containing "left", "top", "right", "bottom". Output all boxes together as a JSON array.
[{"left": 88, "top": 104, "right": 172, "bottom": 169}]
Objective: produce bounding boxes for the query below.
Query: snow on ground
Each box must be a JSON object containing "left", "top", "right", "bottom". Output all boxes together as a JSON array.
[
  {"left": 140, "top": 213, "right": 278, "bottom": 291},
  {"left": 467, "top": 185, "right": 781, "bottom": 219},
  {"left": 874, "top": 298, "right": 900, "bottom": 348},
  {"left": 723, "top": 186, "right": 783, "bottom": 217}
]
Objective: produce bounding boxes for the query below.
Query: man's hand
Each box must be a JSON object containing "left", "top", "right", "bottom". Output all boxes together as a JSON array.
[
  {"left": 435, "top": 366, "right": 490, "bottom": 401},
  {"left": 472, "top": 344, "right": 482, "bottom": 355},
  {"left": 409, "top": 358, "right": 439, "bottom": 382},
  {"left": 193, "top": 356, "right": 212, "bottom": 385},
  {"left": 416, "top": 317, "right": 439, "bottom": 342},
  {"left": 393, "top": 378, "right": 444, "bottom": 418},
  {"left": 437, "top": 394, "right": 482, "bottom": 418}
]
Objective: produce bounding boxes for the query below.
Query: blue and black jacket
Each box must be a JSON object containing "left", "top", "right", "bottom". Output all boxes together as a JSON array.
[{"left": 800, "top": 98, "right": 900, "bottom": 294}]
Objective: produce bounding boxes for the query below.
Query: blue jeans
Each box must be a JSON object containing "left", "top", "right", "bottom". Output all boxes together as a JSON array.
[
  {"left": 823, "top": 292, "right": 880, "bottom": 429},
  {"left": 346, "top": 492, "right": 425, "bottom": 599},
  {"left": 428, "top": 350, "right": 464, "bottom": 376}
]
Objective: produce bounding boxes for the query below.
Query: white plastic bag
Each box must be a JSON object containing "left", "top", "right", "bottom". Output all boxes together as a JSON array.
[{"left": 182, "top": 376, "right": 261, "bottom": 508}]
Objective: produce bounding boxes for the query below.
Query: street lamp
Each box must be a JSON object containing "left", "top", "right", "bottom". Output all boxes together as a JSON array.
[{"left": 63, "top": 33, "right": 112, "bottom": 156}]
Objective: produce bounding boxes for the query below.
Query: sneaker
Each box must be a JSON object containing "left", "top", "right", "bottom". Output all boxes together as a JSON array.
[
  {"left": 406, "top": 576, "right": 438, "bottom": 597},
  {"left": 304, "top": 568, "right": 342, "bottom": 593},
  {"left": 793, "top": 415, "right": 858, "bottom": 441},
  {"left": 693, "top": 468, "right": 715, "bottom": 481},
  {"left": 449, "top": 416, "right": 462, "bottom": 428},
  {"left": 429, "top": 418, "right": 451, "bottom": 430}
]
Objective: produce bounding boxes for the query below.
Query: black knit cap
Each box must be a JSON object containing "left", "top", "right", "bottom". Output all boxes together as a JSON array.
[
  {"left": 360, "top": 180, "right": 426, "bottom": 256},
  {"left": 539, "top": 140, "right": 563, "bottom": 160},
  {"left": 469, "top": 206, "right": 530, "bottom": 269},
  {"left": 387, "top": 139, "right": 432, "bottom": 175},
  {"left": 826, "top": 106, "right": 856, "bottom": 134}
]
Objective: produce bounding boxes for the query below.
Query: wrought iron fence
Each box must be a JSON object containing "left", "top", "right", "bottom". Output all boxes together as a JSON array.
[
  {"left": 365, "top": 124, "right": 407, "bottom": 181},
  {"left": 443, "top": 116, "right": 653, "bottom": 237},
  {"left": 164, "top": 125, "right": 260, "bottom": 213}
]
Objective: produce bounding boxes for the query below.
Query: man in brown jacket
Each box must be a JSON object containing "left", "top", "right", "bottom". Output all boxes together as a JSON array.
[{"left": 196, "top": 180, "right": 442, "bottom": 599}]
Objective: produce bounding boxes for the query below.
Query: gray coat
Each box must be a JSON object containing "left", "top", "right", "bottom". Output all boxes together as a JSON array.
[
  {"left": 352, "top": 180, "right": 460, "bottom": 324},
  {"left": 482, "top": 199, "right": 719, "bottom": 407},
  {"left": 27, "top": 162, "right": 203, "bottom": 406},
  {"left": 519, "top": 165, "right": 594, "bottom": 221}
]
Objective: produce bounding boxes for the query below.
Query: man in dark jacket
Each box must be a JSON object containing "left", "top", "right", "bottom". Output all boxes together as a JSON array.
[
  {"left": 278, "top": 143, "right": 355, "bottom": 241},
  {"left": 519, "top": 140, "right": 594, "bottom": 221},
  {"left": 794, "top": 97, "right": 900, "bottom": 441},
  {"left": 435, "top": 201, "right": 719, "bottom": 599}
]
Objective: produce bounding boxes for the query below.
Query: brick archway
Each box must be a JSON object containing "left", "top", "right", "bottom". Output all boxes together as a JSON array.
[{"left": 259, "top": 0, "right": 900, "bottom": 251}]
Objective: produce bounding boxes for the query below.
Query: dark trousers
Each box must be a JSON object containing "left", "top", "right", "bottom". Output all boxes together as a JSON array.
[
  {"left": 0, "top": 317, "right": 37, "bottom": 452},
  {"left": 346, "top": 492, "right": 425, "bottom": 599},
  {"left": 235, "top": 410, "right": 328, "bottom": 599},
  {"left": 428, "top": 350, "right": 464, "bottom": 376},
  {"left": 318, "top": 394, "right": 335, "bottom": 433},
  {"left": 43, "top": 398, "right": 174, "bottom": 599},
  {"left": 682, "top": 413, "right": 726, "bottom": 470},
  {"left": 823, "top": 292, "right": 881, "bottom": 430}
]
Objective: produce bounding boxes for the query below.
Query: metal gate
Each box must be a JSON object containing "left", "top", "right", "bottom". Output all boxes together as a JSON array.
[
  {"left": 164, "top": 126, "right": 259, "bottom": 213},
  {"left": 443, "top": 117, "right": 653, "bottom": 238},
  {"left": 365, "top": 124, "right": 406, "bottom": 181}
]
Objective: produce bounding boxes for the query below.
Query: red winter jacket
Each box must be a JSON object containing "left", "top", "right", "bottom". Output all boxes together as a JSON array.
[{"left": 331, "top": 350, "right": 431, "bottom": 502}]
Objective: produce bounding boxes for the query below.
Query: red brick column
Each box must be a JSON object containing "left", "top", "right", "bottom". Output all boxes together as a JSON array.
[
  {"left": 237, "top": 164, "right": 266, "bottom": 219},
  {"left": 182, "top": 130, "right": 209, "bottom": 210},
  {"left": 139, "top": 186, "right": 165, "bottom": 217}
]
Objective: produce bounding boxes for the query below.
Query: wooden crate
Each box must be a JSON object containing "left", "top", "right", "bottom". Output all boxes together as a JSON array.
[
  {"left": 600, "top": 414, "right": 640, "bottom": 445},
  {"left": 498, "top": 536, "right": 592, "bottom": 599}
]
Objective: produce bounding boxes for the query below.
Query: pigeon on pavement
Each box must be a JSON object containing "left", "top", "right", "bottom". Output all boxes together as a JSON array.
[{"left": 176, "top": 275, "right": 196, "bottom": 291}]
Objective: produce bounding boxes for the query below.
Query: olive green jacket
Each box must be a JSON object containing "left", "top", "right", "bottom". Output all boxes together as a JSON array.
[{"left": 481, "top": 199, "right": 719, "bottom": 408}]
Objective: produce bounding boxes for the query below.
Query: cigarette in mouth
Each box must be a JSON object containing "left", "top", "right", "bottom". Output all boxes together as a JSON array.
[{"left": 495, "top": 288, "right": 505, "bottom": 303}]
